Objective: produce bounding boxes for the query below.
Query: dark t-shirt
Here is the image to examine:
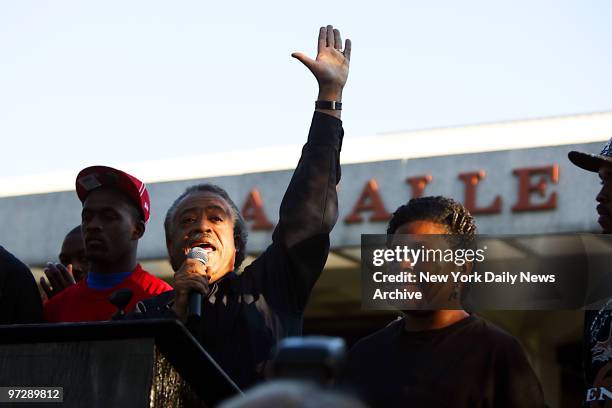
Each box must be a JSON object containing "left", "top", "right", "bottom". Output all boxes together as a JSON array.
[
  {"left": 583, "top": 306, "right": 612, "bottom": 406},
  {"left": 342, "top": 315, "right": 545, "bottom": 408},
  {"left": 0, "top": 246, "right": 43, "bottom": 324}
]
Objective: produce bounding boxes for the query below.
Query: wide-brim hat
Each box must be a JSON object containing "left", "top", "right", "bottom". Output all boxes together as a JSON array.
[
  {"left": 568, "top": 138, "right": 612, "bottom": 172},
  {"left": 76, "top": 165, "right": 150, "bottom": 223}
]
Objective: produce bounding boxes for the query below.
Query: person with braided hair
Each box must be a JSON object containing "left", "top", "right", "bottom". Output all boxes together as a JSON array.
[{"left": 341, "top": 196, "right": 545, "bottom": 408}]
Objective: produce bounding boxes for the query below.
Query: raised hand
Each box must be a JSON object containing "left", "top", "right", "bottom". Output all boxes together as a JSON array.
[
  {"left": 40, "top": 263, "right": 76, "bottom": 298},
  {"left": 292, "top": 25, "right": 351, "bottom": 103}
]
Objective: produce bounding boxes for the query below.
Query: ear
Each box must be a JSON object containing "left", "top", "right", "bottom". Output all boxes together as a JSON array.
[{"left": 133, "top": 220, "right": 145, "bottom": 240}]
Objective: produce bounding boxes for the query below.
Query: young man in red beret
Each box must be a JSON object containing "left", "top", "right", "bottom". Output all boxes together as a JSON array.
[{"left": 44, "top": 166, "right": 172, "bottom": 322}]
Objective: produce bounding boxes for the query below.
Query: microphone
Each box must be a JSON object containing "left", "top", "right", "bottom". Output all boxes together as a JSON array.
[
  {"left": 109, "top": 288, "right": 134, "bottom": 320},
  {"left": 187, "top": 247, "right": 209, "bottom": 319}
]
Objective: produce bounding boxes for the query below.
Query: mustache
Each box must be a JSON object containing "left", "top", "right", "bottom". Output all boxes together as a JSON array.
[{"left": 186, "top": 232, "right": 214, "bottom": 247}]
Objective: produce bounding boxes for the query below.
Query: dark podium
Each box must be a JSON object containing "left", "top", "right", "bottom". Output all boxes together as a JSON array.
[{"left": 0, "top": 319, "right": 241, "bottom": 407}]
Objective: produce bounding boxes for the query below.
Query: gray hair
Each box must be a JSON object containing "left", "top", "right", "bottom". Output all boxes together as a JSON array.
[{"left": 164, "top": 183, "right": 248, "bottom": 271}]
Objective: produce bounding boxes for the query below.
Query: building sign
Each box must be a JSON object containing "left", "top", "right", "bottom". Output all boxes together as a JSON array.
[
  {"left": 240, "top": 164, "right": 560, "bottom": 230},
  {"left": 0, "top": 142, "right": 601, "bottom": 264}
]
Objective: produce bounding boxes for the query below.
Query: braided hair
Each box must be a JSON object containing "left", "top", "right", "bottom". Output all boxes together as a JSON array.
[
  {"left": 387, "top": 196, "right": 477, "bottom": 247},
  {"left": 387, "top": 196, "right": 477, "bottom": 304}
]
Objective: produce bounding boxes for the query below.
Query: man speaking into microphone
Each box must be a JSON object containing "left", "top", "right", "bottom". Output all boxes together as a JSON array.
[{"left": 133, "top": 25, "right": 351, "bottom": 388}]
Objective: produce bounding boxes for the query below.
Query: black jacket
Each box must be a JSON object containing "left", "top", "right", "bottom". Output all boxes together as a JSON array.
[
  {"left": 0, "top": 246, "right": 43, "bottom": 324},
  {"left": 132, "top": 112, "right": 343, "bottom": 388}
]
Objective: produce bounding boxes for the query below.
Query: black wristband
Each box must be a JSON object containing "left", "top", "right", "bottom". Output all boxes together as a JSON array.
[{"left": 315, "top": 100, "right": 342, "bottom": 110}]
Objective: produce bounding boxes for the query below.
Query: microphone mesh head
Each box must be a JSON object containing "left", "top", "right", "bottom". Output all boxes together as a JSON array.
[{"left": 187, "top": 247, "right": 209, "bottom": 264}]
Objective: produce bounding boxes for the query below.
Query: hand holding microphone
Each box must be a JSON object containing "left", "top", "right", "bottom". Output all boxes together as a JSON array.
[
  {"left": 171, "top": 247, "right": 210, "bottom": 322},
  {"left": 187, "top": 247, "right": 209, "bottom": 319}
]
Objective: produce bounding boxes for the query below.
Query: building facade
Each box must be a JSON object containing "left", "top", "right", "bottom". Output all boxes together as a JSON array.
[{"left": 2, "top": 112, "right": 611, "bottom": 406}]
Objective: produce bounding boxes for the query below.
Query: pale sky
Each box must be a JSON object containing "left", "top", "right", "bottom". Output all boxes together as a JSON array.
[{"left": 1, "top": 1, "right": 611, "bottom": 184}]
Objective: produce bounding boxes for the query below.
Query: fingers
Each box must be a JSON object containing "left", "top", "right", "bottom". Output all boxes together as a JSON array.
[
  {"left": 316, "top": 25, "right": 347, "bottom": 54},
  {"left": 180, "top": 258, "right": 208, "bottom": 276},
  {"left": 171, "top": 271, "right": 210, "bottom": 321},
  {"left": 326, "top": 24, "right": 334, "bottom": 48},
  {"left": 175, "top": 273, "right": 210, "bottom": 296},
  {"left": 40, "top": 277, "right": 53, "bottom": 298},
  {"left": 294, "top": 25, "right": 350, "bottom": 88},
  {"left": 317, "top": 26, "right": 326, "bottom": 53},
  {"left": 44, "top": 263, "right": 63, "bottom": 293},
  {"left": 333, "top": 29, "right": 341, "bottom": 50},
  {"left": 52, "top": 263, "right": 72, "bottom": 287},
  {"left": 43, "top": 262, "right": 77, "bottom": 297},
  {"left": 291, "top": 52, "right": 316, "bottom": 72},
  {"left": 57, "top": 264, "right": 76, "bottom": 285},
  {"left": 343, "top": 38, "right": 352, "bottom": 61},
  {"left": 185, "top": 277, "right": 209, "bottom": 295},
  {"left": 177, "top": 276, "right": 209, "bottom": 294}
]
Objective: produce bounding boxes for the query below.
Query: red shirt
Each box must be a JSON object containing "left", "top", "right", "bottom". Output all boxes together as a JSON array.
[{"left": 44, "top": 264, "right": 172, "bottom": 323}]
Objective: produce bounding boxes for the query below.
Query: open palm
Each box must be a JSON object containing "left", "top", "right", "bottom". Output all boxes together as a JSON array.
[{"left": 292, "top": 25, "right": 351, "bottom": 91}]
